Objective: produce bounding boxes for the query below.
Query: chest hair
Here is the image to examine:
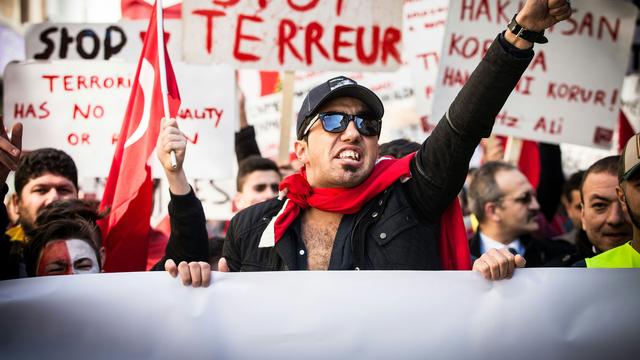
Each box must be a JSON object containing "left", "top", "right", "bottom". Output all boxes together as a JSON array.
[{"left": 301, "top": 217, "right": 340, "bottom": 270}]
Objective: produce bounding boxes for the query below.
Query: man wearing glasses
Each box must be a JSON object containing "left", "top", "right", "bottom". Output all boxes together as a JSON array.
[
  {"left": 468, "top": 162, "right": 577, "bottom": 269},
  {"left": 157, "top": 0, "right": 573, "bottom": 284}
]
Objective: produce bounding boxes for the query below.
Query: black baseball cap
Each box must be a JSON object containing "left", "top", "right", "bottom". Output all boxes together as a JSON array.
[{"left": 296, "top": 76, "right": 384, "bottom": 140}]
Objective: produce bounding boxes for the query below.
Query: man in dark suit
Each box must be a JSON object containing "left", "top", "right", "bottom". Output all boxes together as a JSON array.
[{"left": 468, "top": 161, "right": 577, "bottom": 267}]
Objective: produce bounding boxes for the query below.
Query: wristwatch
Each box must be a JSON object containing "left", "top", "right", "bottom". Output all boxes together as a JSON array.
[{"left": 507, "top": 13, "right": 548, "bottom": 44}]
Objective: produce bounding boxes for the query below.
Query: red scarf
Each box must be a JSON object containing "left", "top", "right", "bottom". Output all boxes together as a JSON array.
[{"left": 258, "top": 153, "right": 471, "bottom": 270}]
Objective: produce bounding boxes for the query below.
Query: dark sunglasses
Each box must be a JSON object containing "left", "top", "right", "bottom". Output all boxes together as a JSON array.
[
  {"left": 304, "top": 112, "right": 381, "bottom": 137},
  {"left": 253, "top": 183, "right": 280, "bottom": 193},
  {"left": 501, "top": 191, "right": 535, "bottom": 205}
]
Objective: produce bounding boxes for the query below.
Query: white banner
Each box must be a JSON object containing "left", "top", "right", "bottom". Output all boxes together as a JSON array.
[
  {"left": 182, "top": 0, "right": 403, "bottom": 71},
  {"left": 0, "top": 270, "right": 639, "bottom": 359},
  {"left": 26, "top": 20, "right": 182, "bottom": 62},
  {"left": 431, "top": 0, "right": 637, "bottom": 148},
  {"left": 3, "top": 61, "right": 236, "bottom": 180}
]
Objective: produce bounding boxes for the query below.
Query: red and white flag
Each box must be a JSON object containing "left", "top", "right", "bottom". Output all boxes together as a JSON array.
[{"left": 99, "top": 0, "right": 180, "bottom": 272}]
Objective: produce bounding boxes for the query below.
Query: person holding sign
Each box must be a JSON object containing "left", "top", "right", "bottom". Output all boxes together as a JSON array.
[{"left": 158, "top": 0, "right": 573, "bottom": 284}]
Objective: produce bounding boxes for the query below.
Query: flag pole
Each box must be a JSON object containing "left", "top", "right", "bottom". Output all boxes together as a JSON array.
[{"left": 155, "top": 0, "right": 178, "bottom": 168}]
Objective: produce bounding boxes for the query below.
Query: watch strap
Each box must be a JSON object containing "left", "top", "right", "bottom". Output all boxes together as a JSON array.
[{"left": 508, "top": 13, "right": 548, "bottom": 44}]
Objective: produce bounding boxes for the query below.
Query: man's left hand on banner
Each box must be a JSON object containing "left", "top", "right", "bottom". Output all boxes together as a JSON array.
[{"left": 472, "top": 248, "right": 526, "bottom": 280}]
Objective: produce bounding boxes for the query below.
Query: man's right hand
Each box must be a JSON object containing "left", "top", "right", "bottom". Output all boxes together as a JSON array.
[
  {"left": 165, "top": 258, "right": 229, "bottom": 287},
  {"left": 0, "top": 116, "right": 23, "bottom": 185}
]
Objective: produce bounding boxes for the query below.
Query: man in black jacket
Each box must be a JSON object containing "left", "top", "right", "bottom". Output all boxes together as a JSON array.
[{"left": 157, "top": 0, "right": 573, "bottom": 285}]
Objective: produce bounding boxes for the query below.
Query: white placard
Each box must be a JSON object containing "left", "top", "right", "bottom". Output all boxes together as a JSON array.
[
  {"left": 182, "top": 0, "right": 403, "bottom": 71},
  {"left": 0, "top": 269, "right": 639, "bottom": 359},
  {"left": 431, "top": 0, "right": 637, "bottom": 148},
  {"left": 26, "top": 20, "right": 182, "bottom": 62},
  {"left": 404, "top": 0, "right": 449, "bottom": 130},
  {"left": 3, "top": 60, "right": 235, "bottom": 180}
]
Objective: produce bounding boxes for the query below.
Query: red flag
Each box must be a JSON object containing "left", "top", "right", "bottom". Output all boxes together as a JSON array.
[
  {"left": 121, "top": 0, "right": 181, "bottom": 19},
  {"left": 99, "top": 0, "right": 180, "bottom": 272}
]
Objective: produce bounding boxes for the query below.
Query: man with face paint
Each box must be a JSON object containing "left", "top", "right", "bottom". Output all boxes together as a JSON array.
[
  {"left": 25, "top": 218, "right": 103, "bottom": 277},
  {"left": 583, "top": 135, "right": 640, "bottom": 268}
]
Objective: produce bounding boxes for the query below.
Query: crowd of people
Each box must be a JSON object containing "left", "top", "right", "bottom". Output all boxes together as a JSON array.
[{"left": 0, "top": 0, "right": 638, "bottom": 285}]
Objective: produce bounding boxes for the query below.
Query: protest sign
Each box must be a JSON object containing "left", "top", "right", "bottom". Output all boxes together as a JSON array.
[
  {"left": 3, "top": 60, "right": 235, "bottom": 180},
  {"left": 182, "top": 0, "right": 403, "bottom": 71},
  {"left": 1, "top": 269, "right": 639, "bottom": 359},
  {"left": 25, "top": 20, "right": 182, "bottom": 62},
  {"left": 404, "top": 0, "right": 449, "bottom": 129},
  {"left": 431, "top": 0, "right": 637, "bottom": 148}
]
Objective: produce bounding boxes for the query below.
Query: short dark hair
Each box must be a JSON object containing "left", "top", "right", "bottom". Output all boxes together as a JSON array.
[
  {"left": 468, "top": 161, "right": 517, "bottom": 222},
  {"left": 14, "top": 148, "right": 78, "bottom": 195},
  {"left": 580, "top": 156, "right": 619, "bottom": 204},
  {"left": 379, "top": 139, "right": 421, "bottom": 159},
  {"left": 33, "top": 199, "right": 105, "bottom": 248},
  {"left": 25, "top": 218, "right": 102, "bottom": 277},
  {"left": 562, "top": 170, "right": 585, "bottom": 202},
  {"left": 236, "top": 156, "right": 280, "bottom": 192}
]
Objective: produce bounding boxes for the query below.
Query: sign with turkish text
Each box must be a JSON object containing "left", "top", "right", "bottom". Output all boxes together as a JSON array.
[
  {"left": 182, "top": 0, "right": 403, "bottom": 71},
  {"left": 431, "top": 0, "right": 637, "bottom": 148}
]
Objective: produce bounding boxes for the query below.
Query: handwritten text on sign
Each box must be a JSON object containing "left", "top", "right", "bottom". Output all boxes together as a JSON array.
[
  {"left": 3, "top": 61, "right": 235, "bottom": 180},
  {"left": 182, "top": 0, "right": 403, "bottom": 71},
  {"left": 26, "top": 20, "right": 182, "bottom": 62},
  {"left": 430, "top": 0, "right": 637, "bottom": 148}
]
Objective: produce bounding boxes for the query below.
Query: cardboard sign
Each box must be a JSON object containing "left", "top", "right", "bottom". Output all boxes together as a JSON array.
[
  {"left": 182, "top": 0, "right": 403, "bottom": 71},
  {"left": 404, "top": 0, "right": 449, "bottom": 130},
  {"left": 25, "top": 20, "right": 182, "bottom": 62},
  {"left": 431, "top": 0, "right": 637, "bottom": 148},
  {"left": 3, "top": 60, "right": 235, "bottom": 180},
  {"left": 1, "top": 270, "right": 640, "bottom": 359}
]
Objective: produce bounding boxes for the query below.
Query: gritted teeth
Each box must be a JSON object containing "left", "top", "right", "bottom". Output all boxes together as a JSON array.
[{"left": 338, "top": 150, "right": 360, "bottom": 161}]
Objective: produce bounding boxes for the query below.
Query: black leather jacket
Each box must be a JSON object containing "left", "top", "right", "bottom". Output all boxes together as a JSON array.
[{"left": 158, "top": 34, "right": 534, "bottom": 271}]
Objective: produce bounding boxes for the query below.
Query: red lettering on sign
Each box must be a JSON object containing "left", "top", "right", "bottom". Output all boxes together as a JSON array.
[
  {"left": 234, "top": 14, "right": 263, "bottom": 62},
  {"left": 381, "top": 27, "right": 401, "bottom": 65},
  {"left": 356, "top": 26, "right": 379, "bottom": 65},
  {"left": 185, "top": 132, "right": 199, "bottom": 144},
  {"left": 333, "top": 25, "right": 354, "bottom": 63},
  {"left": 193, "top": 9, "right": 227, "bottom": 54},
  {"left": 416, "top": 52, "right": 439, "bottom": 71},
  {"left": 534, "top": 116, "right": 563, "bottom": 135},
  {"left": 547, "top": 82, "right": 611, "bottom": 106},
  {"left": 336, "top": 0, "right": 344, "bottom": 16},
  {"left": 514, "top": 76, "right": 534, "bottom": 96},
  {"left": 529, "top": 51, "right": 547, "bottom": 72},
  {"left": 561, "top": 11, "right": 620, "bottom": 41},
  {"left": 67, "top": 132, "right": 91, "bottom": 146},
  {"left": 448, "top": 33, "right": 492, "bottom": 59},
  {"left": 496, "top": 111, "right": 519, "bottom": 128},
  {"left": 73, "top": 104, "right": 104, "bottom": 120},
  {"left": 213, "top": 0, "right": 240, "bottom": 6},
  {"left": 442, "top": 67, "right": 470, "bottom": 87},
  {"left": 13, "top": 102, "right": 49, "bottom": 119},
  {"left": 278, "top": 19, "right": 303, "bottom": 64},
  {"left": 460, "top": 0, "right": 510, "bottom": 24},
  {"left": 305, "top": 22, "right": 330, "bottom": 65},
  {"left": 287, "top": 0, "right": 320, "bottom": 12},
  {"left": 43, "top": 75, "right": 59, "bottom": 93}
]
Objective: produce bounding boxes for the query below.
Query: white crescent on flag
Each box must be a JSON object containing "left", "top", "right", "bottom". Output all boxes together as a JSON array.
[{"left": 124, "top": 58, "right": 155, "bottom": 149}]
